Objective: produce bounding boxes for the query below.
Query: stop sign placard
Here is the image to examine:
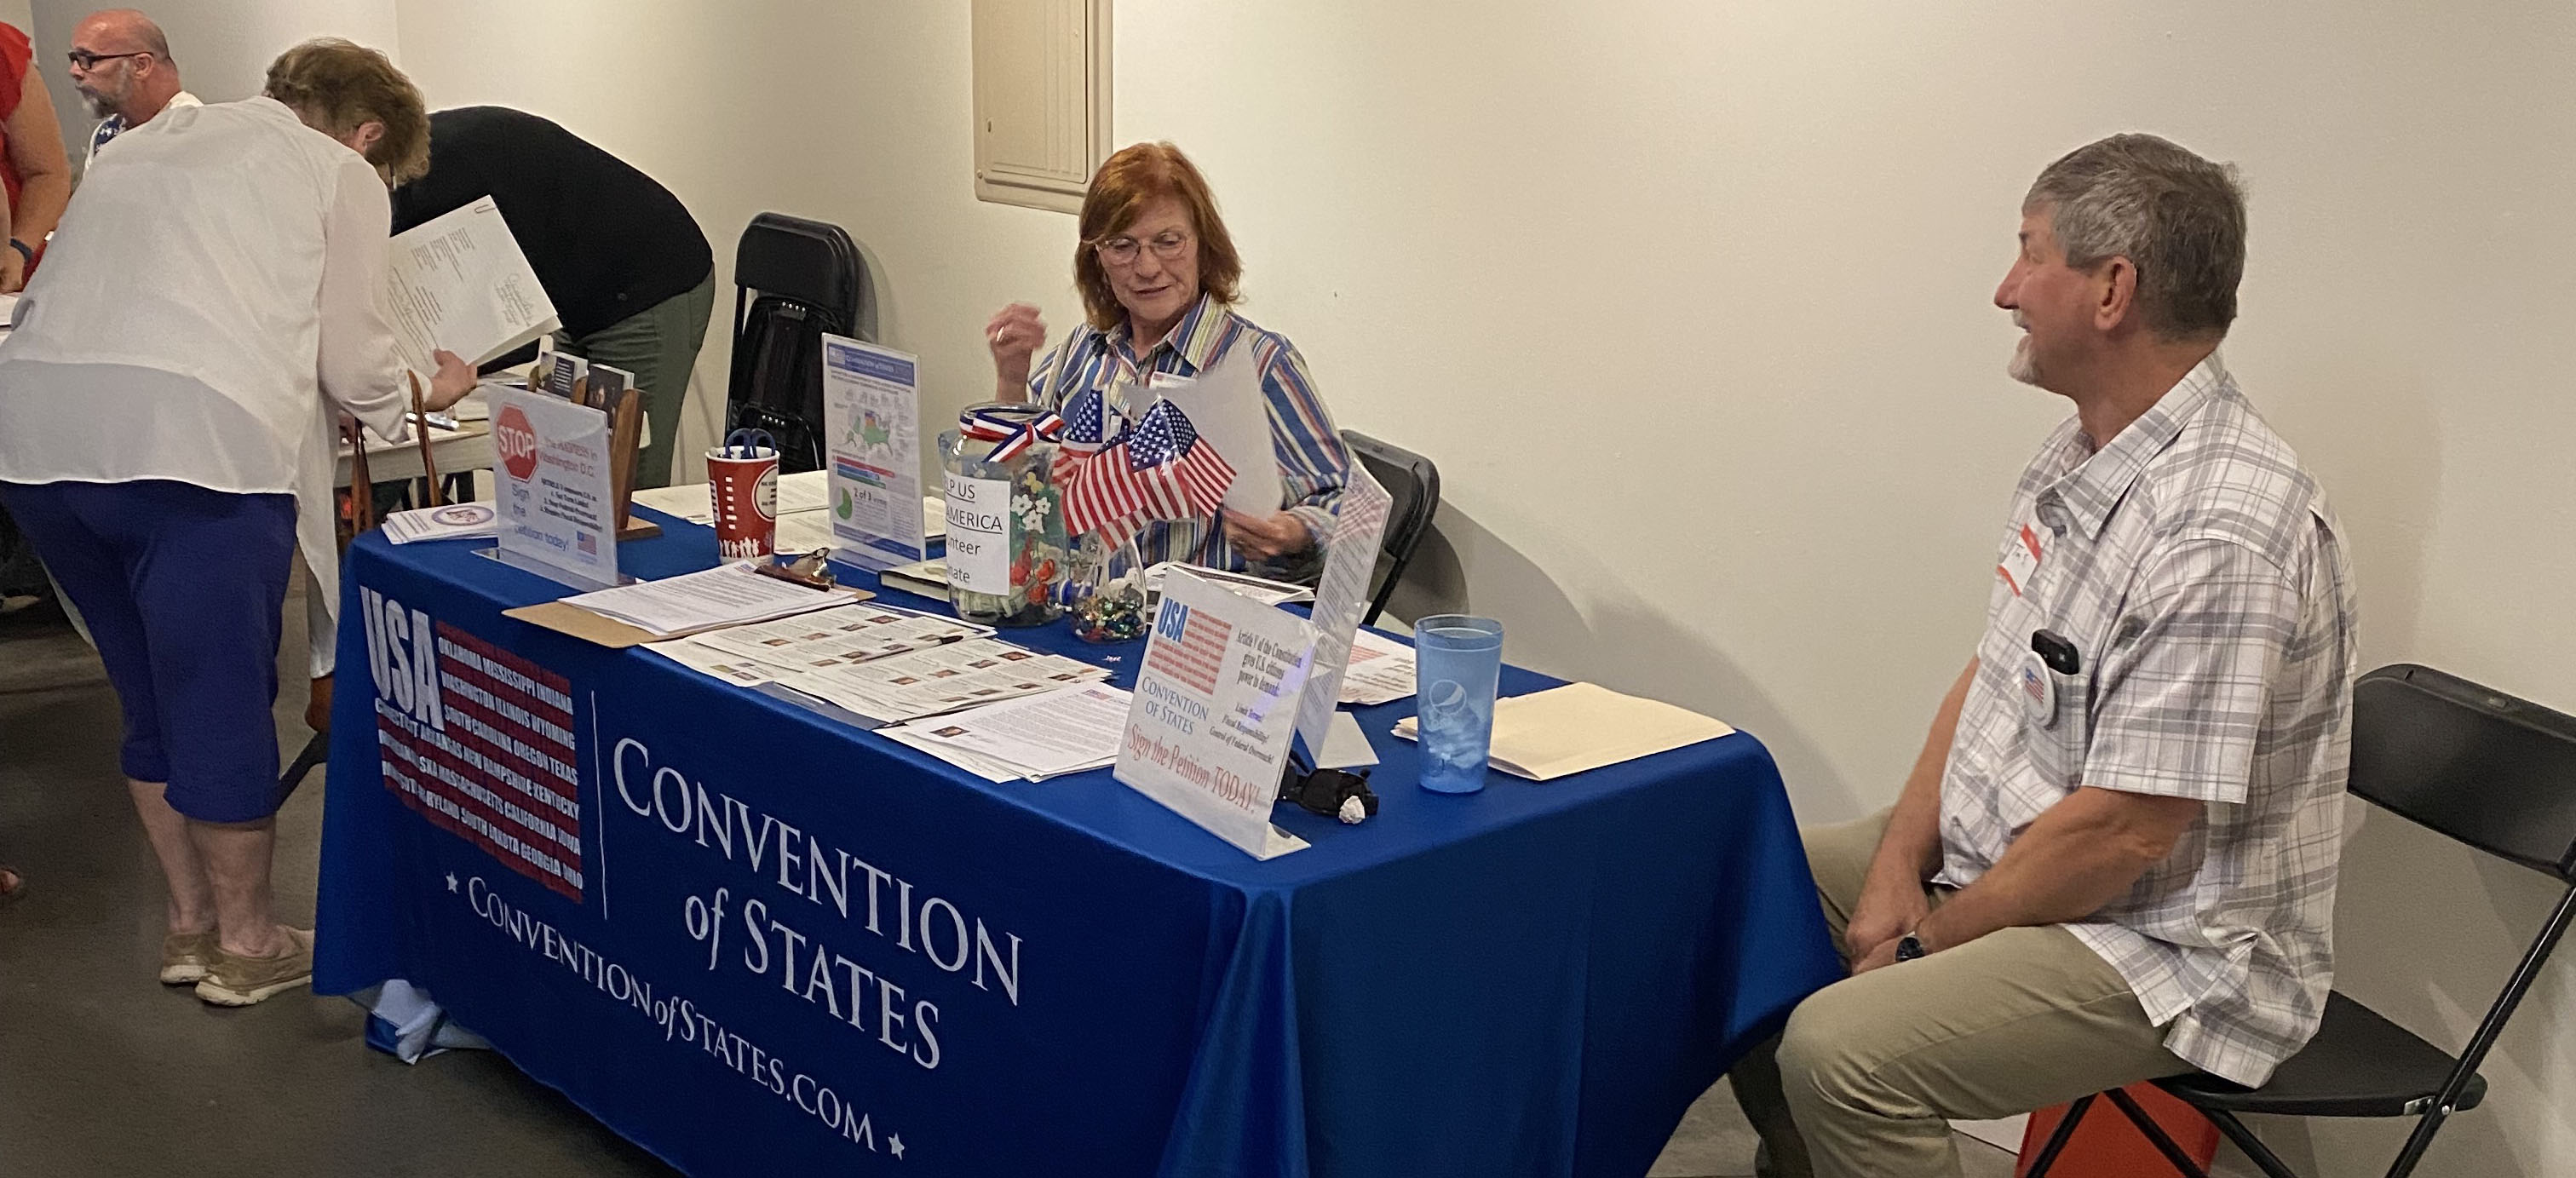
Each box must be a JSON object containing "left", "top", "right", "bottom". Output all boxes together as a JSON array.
[{"left": 496, "top": 404, "right": 539, "bottom": 481}]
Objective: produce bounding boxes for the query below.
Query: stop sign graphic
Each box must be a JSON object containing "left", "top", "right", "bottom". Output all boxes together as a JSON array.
[{"left": 496, "top": 404, "right": 539, "bottom": 480}]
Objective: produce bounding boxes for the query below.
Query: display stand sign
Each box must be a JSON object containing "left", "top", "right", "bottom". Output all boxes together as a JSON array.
[
  {"left": 1291, "top": 464, "right": 1394, "bottom": 767},
  {"left": 490, "top": 384, "right": 619, "bottom": 589},
  {"left": 1115, "top": 571, "right": 1317, "bottom": 859},
  {"left": 820, "top": 335, "right": 927, "bottom": 572}
]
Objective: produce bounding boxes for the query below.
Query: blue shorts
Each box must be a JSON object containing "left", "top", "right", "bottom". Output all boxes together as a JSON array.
[{"left": 1, "top": 480, "right": 297, "bottom": 823}]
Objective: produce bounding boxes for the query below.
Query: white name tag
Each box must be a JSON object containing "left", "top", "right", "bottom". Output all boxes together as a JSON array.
[{"left": 1998, "top": 520, "right": 2044, "bottom": 597}]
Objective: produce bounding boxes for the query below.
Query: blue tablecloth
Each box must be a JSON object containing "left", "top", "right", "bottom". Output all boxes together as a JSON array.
[{"left": 316, "top": 512, "right": 1841, "bottom": 1177}]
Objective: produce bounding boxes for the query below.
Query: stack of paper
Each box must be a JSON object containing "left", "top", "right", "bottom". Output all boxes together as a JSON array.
[
  {"left": 1392, "top": 682, "right": 1735, "bottom": 780},
  {"left": 877, "top": 684, "right": 1131, "bottom": 782},
  {"left": 1340, "top": 629, "right": 1415, "bottom": 705},
  {"left": 1142, "top": 562, "right": 1313, "bottom": 606},
  {"left": 558, "top": 562, "right": 858, "bottom": 640},
  {"left": 879, "top": 558, "right": 950, "bottom": 598},
  {"left": 382, "top": 503, "right": 498, "bottom": 544}
]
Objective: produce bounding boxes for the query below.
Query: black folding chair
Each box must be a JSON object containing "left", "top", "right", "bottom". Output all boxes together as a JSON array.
[
  {"left": 728, "top": 213, "right": 867, "bottom": 474},
  {"left": 1339, "top": 430, "right": 1440, "bottom": 627},
  {"left": 2027, "top": 663, "right": 2576, "bottom": 1178}
]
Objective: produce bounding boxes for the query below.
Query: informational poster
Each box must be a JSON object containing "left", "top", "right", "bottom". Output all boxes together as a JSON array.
[
  {"left": 384, "top": 197, "right": 560, "bottom": 386},
  {"left": 1293, "top": 463, "right": 1394, "bottom": 761},
  {"left": 820, "top": 335, "right": 927, "bottom": 571},
  {"left": 942, "top": 473, "right": 1011, "bottom": 593},
  {"left": 1115, "top": 571, "right": 1316, "bottom": 859},
  {"left": 492, "top": 385, "right": 618, "bottom": 589}
]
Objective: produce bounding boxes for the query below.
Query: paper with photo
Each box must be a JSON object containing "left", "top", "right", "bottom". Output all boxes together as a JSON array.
[
  {"left": 690, "top": 602, "right": 987, "bottom": 670},
  {"left": 382, "top": 502, "right": 497, "bottom": 545}
]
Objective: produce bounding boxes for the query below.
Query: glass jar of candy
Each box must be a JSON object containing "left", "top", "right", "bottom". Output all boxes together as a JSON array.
[
  {"left": 937, "top": 404, "right": 1066, "bottom": 626},
  {"left": 1062, "top": 531, "right": 1149, "bottom": 642}
]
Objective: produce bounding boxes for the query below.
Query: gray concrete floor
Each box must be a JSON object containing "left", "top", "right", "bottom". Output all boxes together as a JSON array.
[{"left": 0, "top": 584, "right": 2015, "bottom": 1176}]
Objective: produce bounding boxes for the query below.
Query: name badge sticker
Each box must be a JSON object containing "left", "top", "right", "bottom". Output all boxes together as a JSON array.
[{"left": 1998, "top": 520, "right": 2044, "bottom": 597}]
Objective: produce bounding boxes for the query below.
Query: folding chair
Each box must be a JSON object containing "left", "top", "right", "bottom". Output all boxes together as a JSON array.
[
  {"left": 1338, "top": 429, "right": 1440, "bottom": 627},
  {"left": 727, "top": 213, "right": 866, "bottom": 474},
  {"left": 2027, "top": 663, "right": 2576, "bottom": 1178}
]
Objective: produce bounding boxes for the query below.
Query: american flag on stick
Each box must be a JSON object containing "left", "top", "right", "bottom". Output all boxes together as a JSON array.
[{"left": 1060, "top": 398, "right": 1237, "bottom": 539}]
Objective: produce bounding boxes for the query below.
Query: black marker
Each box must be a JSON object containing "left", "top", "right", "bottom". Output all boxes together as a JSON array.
[{"left": 2031, "top": 629, "right": 2081, "bottom": 675}]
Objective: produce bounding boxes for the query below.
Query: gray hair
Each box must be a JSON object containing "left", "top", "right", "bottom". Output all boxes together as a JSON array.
[{"left": 2024, "top": 134, "right": 2246, "bottom": 340}]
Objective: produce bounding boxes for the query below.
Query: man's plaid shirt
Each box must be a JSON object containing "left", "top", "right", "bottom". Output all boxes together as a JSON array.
[{"left": 1937, "top": 355, "right": 2359, "bottom": 1086}]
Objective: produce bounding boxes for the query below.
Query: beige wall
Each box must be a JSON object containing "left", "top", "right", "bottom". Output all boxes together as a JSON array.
[
  {"left": 66, "top": 1, "right": 2576, "bottom": 1172},
  {"left": 26, "top": 0, "right": 399, "bottom": 171}
]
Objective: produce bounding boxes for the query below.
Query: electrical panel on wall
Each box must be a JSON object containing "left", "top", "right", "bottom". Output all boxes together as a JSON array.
[{"left": 972, "top": 0, "right": 1112, "bottom": 215}]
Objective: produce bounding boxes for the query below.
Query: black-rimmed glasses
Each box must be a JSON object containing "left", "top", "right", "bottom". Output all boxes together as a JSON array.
[{"left": 67, "top": 50, "right": 147, "bottom": 71}]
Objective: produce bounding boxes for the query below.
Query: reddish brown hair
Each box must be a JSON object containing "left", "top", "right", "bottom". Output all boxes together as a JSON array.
[{"left": 1074, "top": 142, "right": 1243, "bottom": 330}]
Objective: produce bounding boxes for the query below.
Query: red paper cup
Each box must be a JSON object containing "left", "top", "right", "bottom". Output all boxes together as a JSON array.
[{"left": 707, "top": 447, "right": 779, "bottom": 559}]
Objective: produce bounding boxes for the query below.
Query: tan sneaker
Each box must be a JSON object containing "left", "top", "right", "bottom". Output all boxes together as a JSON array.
[
  {"left": 159, "top": 930, "right": 217, "bottom": 985},
  {"left": 195, "top": 927, "right": 314, "bottom": 1007}
]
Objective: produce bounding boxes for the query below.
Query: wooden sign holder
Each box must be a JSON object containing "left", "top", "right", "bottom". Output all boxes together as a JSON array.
[{"left": 531, "top": 349, "right": 660, "bottom": 542}]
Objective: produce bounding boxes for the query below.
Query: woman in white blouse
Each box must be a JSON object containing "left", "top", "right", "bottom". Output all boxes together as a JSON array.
[{"left": 0, "top": 39, "right": 471, "bottom": 1006}]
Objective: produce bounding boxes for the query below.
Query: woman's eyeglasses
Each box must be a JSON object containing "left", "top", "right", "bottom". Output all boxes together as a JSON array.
[{"left": 1094, "top": 232, "right": 1192, "bottom": 267}]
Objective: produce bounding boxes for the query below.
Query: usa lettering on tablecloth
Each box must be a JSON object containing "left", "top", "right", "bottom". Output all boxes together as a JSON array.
[{"left": 364, "top": 586, "right": 585, "bottom": 899}]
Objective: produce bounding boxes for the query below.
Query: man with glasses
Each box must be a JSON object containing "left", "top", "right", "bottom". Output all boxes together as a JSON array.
[{"left": 66, "top": 9, "right": 197, "bottom": 167}]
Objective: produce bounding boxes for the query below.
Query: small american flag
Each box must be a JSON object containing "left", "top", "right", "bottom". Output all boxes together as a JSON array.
[
  {"left": 1146, "top": 599, "right": 1232, "bottom": 695},
  {"left": 1061, "top": 399, "right": 1237, "bottom": 538},
  {"left": 1050, "top": 387, "right": 1113, "bottom": 484},
  {"left": 576, "top": 531, "right": 596, "bottom": 555}
]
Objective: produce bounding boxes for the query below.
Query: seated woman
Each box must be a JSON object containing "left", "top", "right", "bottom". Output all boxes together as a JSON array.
[{"left": 986, "top": 141, "right": 1352, "bottom": 583}]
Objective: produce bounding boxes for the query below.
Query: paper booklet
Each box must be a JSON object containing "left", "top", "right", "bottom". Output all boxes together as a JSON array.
[
  {"left": 1392, "top": 682, "right": 1735, "bottom": 780},
  {"left": 382, "top": 502, "right": 497, "bottom": 545},
  {"left": 383, "top": 196, "right": 561, "bottom": 386}
]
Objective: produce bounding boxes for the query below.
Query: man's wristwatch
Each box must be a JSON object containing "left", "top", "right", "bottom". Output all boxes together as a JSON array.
[{"left": 1894, "top": 930, "right": 1927, "bottom": 963}]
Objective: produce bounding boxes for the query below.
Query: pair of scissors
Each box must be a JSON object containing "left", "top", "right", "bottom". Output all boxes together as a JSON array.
[{"left": 722, "top": 428, "right": 776, "bottom": 458}]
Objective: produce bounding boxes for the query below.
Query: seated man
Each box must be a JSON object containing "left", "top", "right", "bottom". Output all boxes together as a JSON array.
[{"left": 1730, "top": 134, "right": 2358, "bottom": 1178}]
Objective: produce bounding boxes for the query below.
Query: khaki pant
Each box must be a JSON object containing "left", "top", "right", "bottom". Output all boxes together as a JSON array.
[
  {"left": 1728, "top": 810, "right": 2194, "bottom": 1177},
  {"left": 555, "top": 276, "right": 718, "bottom": 490}
]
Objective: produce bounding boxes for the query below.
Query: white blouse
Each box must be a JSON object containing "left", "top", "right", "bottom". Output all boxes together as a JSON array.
[{"left": 0, "top": 96, "right": 418, "bottom": 676}]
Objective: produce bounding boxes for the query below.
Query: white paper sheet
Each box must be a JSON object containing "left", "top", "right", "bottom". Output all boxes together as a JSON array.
[
  {"left": 789, "top": 638, "right": 1108, "bottom": 723},
  {"left": 1146, "top": 346, "right": 1283, "bottom": 516},
  {"left": 383, "top": 197, "right": 561, "bottom": 384},
  {"left": 561, "top": 561, "right": 856, "bottom": 639},
  {"left": 890, "top": 684, "right": 1133, "bottom": 779},
  {"left": 1339, "top": 628, "right": 1417, "bottom": 706},
  {"left": 640, "top": 637, "right": 779, "bottom": 687}
]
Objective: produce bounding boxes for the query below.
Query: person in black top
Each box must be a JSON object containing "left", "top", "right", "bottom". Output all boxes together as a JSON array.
[{"left": 392, "top": 106, "right": 714, "bottom": 488}]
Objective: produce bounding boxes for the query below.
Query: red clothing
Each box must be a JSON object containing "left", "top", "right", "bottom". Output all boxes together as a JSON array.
[{"left": 0, "top": 23, "right": 28, "bottom": 216}]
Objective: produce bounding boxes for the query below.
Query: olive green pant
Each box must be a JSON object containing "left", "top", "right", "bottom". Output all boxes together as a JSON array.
[
  {"left": 552, "top": 276, "right": 717, "bottom": 490},
  {"left": 1728, "top": 810, "right": 2194, "bottom": 1177}
]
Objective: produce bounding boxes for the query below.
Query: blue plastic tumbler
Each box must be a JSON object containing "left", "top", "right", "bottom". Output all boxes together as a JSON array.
[{"left": 1413, "top": 614, "right": 1504, "bottom": 794}]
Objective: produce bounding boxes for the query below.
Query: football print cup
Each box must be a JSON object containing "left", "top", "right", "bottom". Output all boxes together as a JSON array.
[{"left": 707, "top": 444, "right": 780, "bottom": 559}]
